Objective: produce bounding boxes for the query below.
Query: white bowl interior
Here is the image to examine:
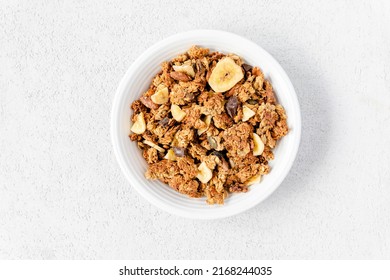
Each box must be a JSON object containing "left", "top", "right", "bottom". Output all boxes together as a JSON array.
[{"left": 111, "top": 30, "right": 301, "bottom": 219}]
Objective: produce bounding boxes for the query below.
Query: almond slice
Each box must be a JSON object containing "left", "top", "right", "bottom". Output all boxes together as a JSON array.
[
  {"left": 143, "top": 140, "right": 165, "bottom": 153},
  {"left": 173, "top": 64, "right": 195, "bottom": 78}
]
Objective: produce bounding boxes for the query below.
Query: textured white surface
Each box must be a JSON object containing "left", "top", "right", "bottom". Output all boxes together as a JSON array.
[{"left": 0, "top": 0, "right": 389, "bottom": 259}]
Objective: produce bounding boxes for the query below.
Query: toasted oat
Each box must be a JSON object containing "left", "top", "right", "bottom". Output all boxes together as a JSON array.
[{"left": 130, "top": 46, "right": 289, "bottom": 204}]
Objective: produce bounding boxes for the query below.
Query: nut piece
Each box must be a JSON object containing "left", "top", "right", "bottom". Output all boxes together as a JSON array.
[
  {"left": 171, "top": 104, "right": 186, "bottom": 122},
  {"left": 197, "top": 115, "right": 212, "bottom": 135},
  {"left": 151, "top": 86, "right": 169, "bottom": 104},
  {"left": 140, "top": 96, "right": 159, "bottom": 110},
  {"left": 173, "top": 64, "right": 195, "bottom": 77},
  {"left": 245, "top": 174, "right": 261, "bottom": 186},
  {"left": 208, "top": 57, "right": 244, "bottom": 92},
  {"left": 164, "top": 149, "right": 177, "bottom": 161},
  {"left": 130, "top": 112, "right": 146, "bottom": 134},
  {"left": 252, "top": 133, "right": 264, "bottom": 156},
  {"left": 242, "top": 105, "right": 256, "bottom": 122},
  {"left": 143, "top": 140, "right": 165, "bottom": 153},
  {"left": 196, "top": 162, "right": 213, "bottom": 184},
  {"left": 207, "top": 136, "right": 218, "bottom": 150},
  {"left": 170, "top": 71, "right": 191, "bottom": 82}
]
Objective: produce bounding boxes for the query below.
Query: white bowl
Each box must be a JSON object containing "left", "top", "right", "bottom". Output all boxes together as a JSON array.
[{"left": 111, "top": 30, "right": 301, "bottom": 219}]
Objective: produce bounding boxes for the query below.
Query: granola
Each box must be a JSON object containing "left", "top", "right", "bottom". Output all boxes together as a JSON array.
[{"left": 129, "top": 46, "right": 289, "bottom": 204}]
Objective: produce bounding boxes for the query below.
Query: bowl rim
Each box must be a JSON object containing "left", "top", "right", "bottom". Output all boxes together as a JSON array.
[{"left": 111, "top": 29, "right": 301, "bottom": 219}]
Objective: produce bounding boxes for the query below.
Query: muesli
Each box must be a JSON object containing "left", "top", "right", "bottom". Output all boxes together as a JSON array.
[{"left": 129, "top": 46, "right": 288, "bottom": 204}]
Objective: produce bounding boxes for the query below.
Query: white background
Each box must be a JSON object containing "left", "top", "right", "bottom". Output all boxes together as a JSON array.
[
  {"left": 1, "top": 0, "right": 389, "bottom": 259},
  {"left": 2, "top": 260, "right": 390, "bottom": 279}
]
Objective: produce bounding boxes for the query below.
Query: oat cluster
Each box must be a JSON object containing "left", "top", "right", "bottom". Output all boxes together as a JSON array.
[{"left": 129, "top": 46, "right": 288, "bottom": 204}]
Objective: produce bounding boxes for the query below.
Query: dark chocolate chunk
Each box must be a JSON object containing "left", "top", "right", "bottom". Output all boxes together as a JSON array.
[
  {"left": 242, "top": 63, "right": 253, "bottom": 72},
  {"left": 225, "top": 96, "right": 239, "bottom": 118}
]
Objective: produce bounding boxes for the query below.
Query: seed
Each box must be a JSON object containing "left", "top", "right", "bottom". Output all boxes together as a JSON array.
[
  {"left": 207, "top": 136, "right": 218, "bottom": 150},
  {"left": 247, "top": 99, "right": 258, "bottom": 105},
  {"left": 211, "top": 151, "right": 224, "bottom": 159},
  {"left": 158, "top": 117, "right": 170, "bottom": 127}
]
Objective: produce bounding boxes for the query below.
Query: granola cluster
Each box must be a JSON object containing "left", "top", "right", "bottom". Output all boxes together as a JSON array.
[{"left": 129, "top": 46, "right": 288, "bottom": 204}]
